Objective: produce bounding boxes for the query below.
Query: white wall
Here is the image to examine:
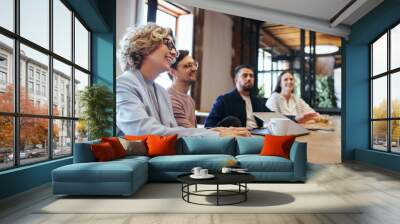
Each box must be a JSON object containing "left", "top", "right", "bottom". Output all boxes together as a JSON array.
[
  {"left": 200, "top": 11, "right": 234, "bottom": 111},
  {"left": 116, "top": 0, "right": 139, "bottom": 76},
  {"left": 176, "top": 14, "right": 194, "bottom": 54}
]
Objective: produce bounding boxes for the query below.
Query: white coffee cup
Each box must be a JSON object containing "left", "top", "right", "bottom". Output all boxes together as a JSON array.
[
  {"left": 191, "top": 167, "right": 202, "bottom": 176},
  {"left": 268, "top": 118, "right": 290, "bottom": 136},
  {"left": 199, "top": 169, "right": 208, "bottom": 176},
  {"left": 221, "top": 167, "right": 232, "bottom": 174}
]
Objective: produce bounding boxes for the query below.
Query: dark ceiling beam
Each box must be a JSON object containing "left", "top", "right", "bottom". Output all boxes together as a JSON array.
[{"left": 260, "top": 27, "right": 293, "bottom": 52}]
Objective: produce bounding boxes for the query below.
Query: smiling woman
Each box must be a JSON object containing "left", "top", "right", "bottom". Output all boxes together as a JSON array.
[{"left": 116, "top": 23, "right": 216, "bottom": 137}]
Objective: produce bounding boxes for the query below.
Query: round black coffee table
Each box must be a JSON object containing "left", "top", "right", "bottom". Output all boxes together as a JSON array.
[{"left": 177, "top": 173, "right": 255, "bottom": 206}]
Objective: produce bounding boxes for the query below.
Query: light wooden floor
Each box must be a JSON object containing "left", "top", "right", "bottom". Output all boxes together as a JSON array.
[{"left": 1, "top": 162, "right": 400, "bottom": 224}]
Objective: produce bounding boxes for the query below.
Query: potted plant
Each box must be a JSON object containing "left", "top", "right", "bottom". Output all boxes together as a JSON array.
[{"left": 79, "top": 84, "right": 114, "bottom": 140}]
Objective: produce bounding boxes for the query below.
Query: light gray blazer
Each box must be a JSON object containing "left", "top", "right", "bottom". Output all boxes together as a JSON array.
[{"left": 116, "top": 69, "right": 216, "bottom": 137}]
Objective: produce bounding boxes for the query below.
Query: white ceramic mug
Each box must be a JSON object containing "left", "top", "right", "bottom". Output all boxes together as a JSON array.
[
  {"left": 268, "top": 118, "right": 290, "bottom": 136},
  {"left": 221, "top": 167, "right": 232, "bottom": 174},
  {"left": 191, "top": 167, "right": 202, "bottom": 176},
  {"left": 200, "top": 169, "right": 208, "bottom": 176}
]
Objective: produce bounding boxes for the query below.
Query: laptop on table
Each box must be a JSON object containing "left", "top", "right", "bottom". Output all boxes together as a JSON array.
[{"left": 251, "top": 112, "right": 310, "bottom": 137}]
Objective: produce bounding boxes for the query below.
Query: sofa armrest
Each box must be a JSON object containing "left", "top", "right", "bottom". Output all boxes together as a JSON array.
[
  {"left": 73, "top": 140, "right": 100, "bottom": 163},
  {"left": 289, "top": 141, "right": 307, "bottom": 181}
]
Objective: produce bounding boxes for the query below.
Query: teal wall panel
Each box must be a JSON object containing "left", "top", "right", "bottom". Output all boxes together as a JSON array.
[
  {"left": 344, "top": 0, "right": 400, "bottom": 171},
  {"left": 0, "top": 158, "right": 72, "bottom": 199},
  {"left": 92, "top": 33, "right": 114, "bottom": 87},
  {"left": 355, "top": 149, "right": 400, "bottom": 172}
]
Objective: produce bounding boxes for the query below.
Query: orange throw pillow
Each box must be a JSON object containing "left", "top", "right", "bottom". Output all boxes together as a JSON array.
[
  {"left": 124, "top": 135, "right": 149, "bottom": 142},
  {"left": 146, "top": 135, "right": 177, "bottom": 157},
  {"left": 91, "top": 142, "right": 118, "bottom": 161},
  {"left": 101, "top": 137, "right": 127, "bottom": 158},
  {"left": 259, "top": 135, "right": 296, "bottom": 159}
]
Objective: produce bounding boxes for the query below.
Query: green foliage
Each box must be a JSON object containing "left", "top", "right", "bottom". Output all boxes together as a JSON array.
[
  {"left": 257, "top": 85, "right": 266, "bottom": 98},
  {"left": 315, "top": 75, "right": 337, "bottom": 108},
  {"left": 79, "top": 84, "right": 114, "bottom": 140}
]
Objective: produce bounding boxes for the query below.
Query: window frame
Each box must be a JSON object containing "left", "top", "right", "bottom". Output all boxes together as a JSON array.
[
  {"left": 0, "top": 0, "right": 92, "bottom": 171},
  {"left": 369, "top": 20, "right": 400, "bottom": 154}
]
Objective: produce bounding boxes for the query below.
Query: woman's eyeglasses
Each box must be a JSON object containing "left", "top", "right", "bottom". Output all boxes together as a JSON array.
[{"left": 162, "top": 38, "right": 179, "bottom": 58}]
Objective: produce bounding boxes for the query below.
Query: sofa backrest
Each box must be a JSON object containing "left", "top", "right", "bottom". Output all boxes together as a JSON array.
[
  {"left": 73, "top": 139, "right": 100, "bottom": 163},
  {"left": 235, "top": 136, "right": 264, "bottom": 155},
  {"left": 177, "top": 136, "right": 236, "bottom": 155},
  {"left": 74, "top": 136, "right": 266, "bottom": 162}
]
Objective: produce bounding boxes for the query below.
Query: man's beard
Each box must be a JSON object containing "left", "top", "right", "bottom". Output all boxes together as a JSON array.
[{"left": 242, "top": 85, "right": 253, "bottom": 92}]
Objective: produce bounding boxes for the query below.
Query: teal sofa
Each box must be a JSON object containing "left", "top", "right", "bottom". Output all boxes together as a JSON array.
[{"left": 52, "top": 136, "right": 307, "bottom": 196}]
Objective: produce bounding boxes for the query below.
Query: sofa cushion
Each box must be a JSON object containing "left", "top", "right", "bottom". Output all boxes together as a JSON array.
[
  {"left": 52, "top": 158, "right": 148, "bottom": 195},
  {"left": 52, "top": 160, "right": 145, "bottom": 183},
  {"left": 147, "top": 135, "right": 177, "bottom": 157},
  {"left": 101, "top": 137, "right": 127, "bottom": 158},
  {"left": 178, "top": 136, "right": 236, "bottom": 155},
  {"left": 118, "top": 138, "right": 147, "bottom": 156},
  {"left": 91, "top": 142, "right": 118, "bottom": 161},
  {"left": 236, "top": 136, "right": 264, "bottom": 155},
  {"left": 115, "top": 155, "right": 150, "bottom": 164},
  {"left": 124, "top": 135, "right": 149, "bottom": 142},
  {"left": 148, "top": 154, "right": 235, "bottom": 172},
  {"left": 260, "top": 135, "right": 296, "bottom": 159},
  {"left": 236, "top": 155, "right": 293, "bottom": 172}
]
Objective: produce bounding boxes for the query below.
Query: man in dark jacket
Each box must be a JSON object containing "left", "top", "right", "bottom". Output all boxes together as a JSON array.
[{"left": 205, "top": 65, "right": 271, "bottom": 128}]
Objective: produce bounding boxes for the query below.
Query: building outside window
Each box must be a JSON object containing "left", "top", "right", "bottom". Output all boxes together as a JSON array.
[
  {"left": 41, "top": 85, "right": 46, "bottom": 97},
  {"left": 28, "top": 81, "right": 34, "bottom": 94},
  {"left": 35, "top": 83, "right": 40, "bottom": 95},
  {"left": 0, "top": 54, "right": 7, "bottom": 89},
  {"left": 28, "top": 67, "right": 34, "bottom": 80},
  {"left": 370, "top": 23, "right": 400, "bottom": 153},
  {"left": 0, "top": 0, "right": 91, "bottom": 170},
  {"left": 35, "top": 70, "right": 40, "bottom": 81}
]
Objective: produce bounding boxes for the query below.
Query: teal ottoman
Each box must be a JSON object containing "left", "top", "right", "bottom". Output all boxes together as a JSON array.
[{"left": 52, "top": 156, "right": 148, "bottom": 196}]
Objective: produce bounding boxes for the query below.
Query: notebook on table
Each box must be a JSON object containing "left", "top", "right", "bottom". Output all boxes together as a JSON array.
[{"left": 251, "top": 112, "right": 310, "bottom": 137}]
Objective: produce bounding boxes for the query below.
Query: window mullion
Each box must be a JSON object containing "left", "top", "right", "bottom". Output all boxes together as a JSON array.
[
  {"left": 14, "top": 0, "right": 21, "bottom": 166},
  {"left": 71, "top": 11, "right": 76, "bottom": 153},
  {"left": 49, "top": 0, "right": 54, "bottom": 160},
  {"left": 387, "top": 29, "right": 391, "bottom": 152}
]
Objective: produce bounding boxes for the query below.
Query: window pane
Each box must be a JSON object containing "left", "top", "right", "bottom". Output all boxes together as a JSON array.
[
  {"left": 53, "top": 59, "right": 72, "bottom": 117},
  {"left": 20, "top": 44, "right": 49, "bottom": 115},
  {"left": 392, "top": 120, "right": 400, "bottom": 153},
  {"left": 315, "top": 56, "right": 339, "bottom": 108},
  {"left": 74, "top": 69, "right": 89, "bottom": 118},
  {"left": 372, "top": 33, "right": 387, "bottom": 76},
  {"left": 74, "top": 18, "right": 89, "bottom": 70},
  {"left": 75, "top": 120, "right": 88, "bottom": 143},
  {"left": 391, "top": 24, "right": 400, "bottom": 70},
  {"left": 257, "top": 72, "right": 272, "bottom": 98},
  {"left": 53, "top": 0, "right": 72, "bottom": 60},
  {"left": 53, "top": 119, "right": 72, "bottom": 158},
  {"left": 372, "top": 77, "right": 387, "bottom": 119},
  {"left": 0, "top": 35, "right": 14, "bottom": 112},
  {"left": 20, "top": 0, "right": 49, "bottom": 49},
  {"left": 0, "top": 116, "right": 13, "bottom": 170},
  {"left": 0, "top": 0, "right": 14, "bottom": 31},
  {"left": 391, "top": 72, "right": 400, "bottom": 118},
  {"left": 372, "top": 121, "right": 388, "bottom": 151},
  {"left": 156, "top": 10, "right": 176, "bottom": 36},
  {"left": 20, "top": 117, "right": 49, "bottom": 165}
]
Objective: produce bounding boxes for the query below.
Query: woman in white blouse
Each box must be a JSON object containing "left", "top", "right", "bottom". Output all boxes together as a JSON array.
[{"left": 266, "top": 71, "right": 319, "bottom": 123}]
